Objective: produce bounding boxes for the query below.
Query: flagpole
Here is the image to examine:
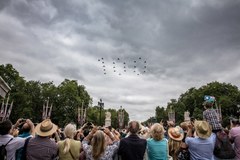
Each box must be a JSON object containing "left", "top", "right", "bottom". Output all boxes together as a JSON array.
[
  {"left": 48, "top": 104, "right": 52, "bottom": 118},
  {"left": 3, "top": 95, "right": 10, "bottom": 118},
  {"left": 5, "top": 101, "right": 13, "bottom": 120},
  {"left": 0, "top": 98, "right": 4, "bottom": 114}
]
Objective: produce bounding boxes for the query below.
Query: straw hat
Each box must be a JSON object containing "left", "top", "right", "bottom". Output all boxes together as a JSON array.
[
  {"left": 35, "top": 119, "right": 57, "bottom": 137},
  {"left": 195, "top": 121, "right": 212, "bottom": 139},
  {"left": 168, "top": 126, "right": 184, "bottom": 141}
]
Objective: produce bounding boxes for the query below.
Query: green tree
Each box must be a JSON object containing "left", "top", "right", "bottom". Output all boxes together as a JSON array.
[
  {"left": 155, "top": 106, "right": 168, "bottom": 122},
  {"left": 163, "top": 81, "right": 240, "bottom": 126},
  {"left": 54, "top": 79, "right": 91, "bottom": 127}
]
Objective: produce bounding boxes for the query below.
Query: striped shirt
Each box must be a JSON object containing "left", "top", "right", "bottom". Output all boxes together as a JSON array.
[{"left": 203, "top": 109, "right": 222, "bottom": 131}]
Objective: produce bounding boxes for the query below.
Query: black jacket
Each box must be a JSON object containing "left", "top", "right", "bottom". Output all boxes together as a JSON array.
[{"left": 118, "top": 134, "right": 147, "bottom": 160}]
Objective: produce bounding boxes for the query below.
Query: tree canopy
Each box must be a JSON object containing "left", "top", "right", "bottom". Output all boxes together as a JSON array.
[{"left": 148, "top": 82, "right": 240, "bottom": 127}]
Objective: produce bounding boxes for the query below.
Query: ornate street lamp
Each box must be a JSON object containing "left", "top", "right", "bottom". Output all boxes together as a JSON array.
[
  {"left": 118, "top": 106, "right": 124, "bottom": 129},
  {"left": 42, "top": 97, "right": 53, "bottom": 120},
  {"left": 184, "top": 110, "right": 190, "bottom": 122},
  {"left": 98, "top": 99, "right": 104, "bottom": 126},
  {"left": 237, "top": 104, "right": 240, "bottom": 120},
  {"left": 168, "top": 106, "right": 175, "bottom": 122},
  {"left": 78, "top": 101, "right": 87, "bottom": 127}
]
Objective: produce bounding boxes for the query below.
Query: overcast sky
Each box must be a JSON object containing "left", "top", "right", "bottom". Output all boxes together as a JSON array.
[{"left": 1, "top": 0, "right": 240, "bottom": 122}]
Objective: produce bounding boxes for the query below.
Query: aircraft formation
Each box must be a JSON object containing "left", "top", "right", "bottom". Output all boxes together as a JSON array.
[{"left": 97, "top": 57, "right": 148, "bottom": 76}]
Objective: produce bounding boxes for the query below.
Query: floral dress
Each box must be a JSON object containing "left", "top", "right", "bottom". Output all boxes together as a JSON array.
[{"left": 82, "top": 140, "right": 119, "bottom": 160}]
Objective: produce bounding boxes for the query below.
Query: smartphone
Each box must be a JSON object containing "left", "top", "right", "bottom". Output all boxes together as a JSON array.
[{"left": 87, "top": 122, "right": 92, "bottom": 126}]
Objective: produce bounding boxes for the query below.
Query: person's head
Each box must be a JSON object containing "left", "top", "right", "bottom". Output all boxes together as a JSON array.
[
  {"left": 230, "top": 118, "right": 239, "bottom": 126},
  {"left": 21, "top": 122, "right": 31, "bottom": 133},
  {"left": 64, "top": 123, "right": 76, "bottom": 139},
  {"left": 167, "top": 121, "right": 175, "bottom": 128},
  {"left": 35, "top": 119, "right": 57, "bottom": 137},
  {"left": 150, "top": 123, "right": 164, "bottom": 141},
  {"left": 62, "top": 123, "right": 77, "bottom": 153},
  {"left": 194, "top": 121, "right": 212, "bottom": 139},
  {"left": 180, "top": 122, "right": 188, "bottom": 132},
  {"left": 203, "top": 96, "right": 215, "bottom": 109},
  {"left": 203, "top": 101, "right": 214, "bottom": 109},
  {"left": 128, "top": 120, "right": 140, "bottom": 134},
  {"left": 0, "top": 120, "right": 12, "bottom": 135},
  {"left": 91, "top": 130, "right": 106, "bottom": 160}
]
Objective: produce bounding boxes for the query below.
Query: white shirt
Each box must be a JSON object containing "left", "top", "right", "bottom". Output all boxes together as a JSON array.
[{"left": 0, "top": 134, "right": 25, "bottom": 160}]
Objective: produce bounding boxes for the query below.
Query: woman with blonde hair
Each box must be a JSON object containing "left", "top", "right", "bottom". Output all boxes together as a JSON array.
[
  {"left": 82, "top": 126, "right": 119, "bottom": 160},
  {"left": 147, "top": 123, "right": 168, "bottom": 160},
  {"left": 168, "top": 126, "right": 184, "bottom": 160},
  {"left": 58, "top": 123, "right": 81, "bottom": 160}
]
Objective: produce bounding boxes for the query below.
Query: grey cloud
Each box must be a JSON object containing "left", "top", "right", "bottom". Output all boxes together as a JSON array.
[
  {"left": 57, "top": 66, "right": 85, "bottom": 81},
  {"left": 3, "top": 0, "right": 57, "bottom": 27},
  {"left": 1, "top": 0, "right": 240, "bottom": 121},
  {"left": 0, "top": 0, "right": 11, "bottom": 11}
]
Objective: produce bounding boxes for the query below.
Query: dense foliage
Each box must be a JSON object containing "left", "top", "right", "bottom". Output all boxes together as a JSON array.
[{"left": 145, "top": 82, "right": 240, "bottom": 127}]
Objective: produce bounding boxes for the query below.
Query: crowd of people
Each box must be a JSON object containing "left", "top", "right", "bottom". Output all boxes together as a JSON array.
[{"left": 1, "top": 98, "right": 240, "bottom": 160}]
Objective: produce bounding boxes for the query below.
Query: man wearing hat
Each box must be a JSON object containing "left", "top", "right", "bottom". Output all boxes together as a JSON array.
[
  {"left": 203, "top": 96, "right": 222, "bottom": 133},
  {"left": 26, "top": 119, "right": 58, "bottom": 160},
  {"left": 185, "top": 121, "right": 216, "bottom": 160}
]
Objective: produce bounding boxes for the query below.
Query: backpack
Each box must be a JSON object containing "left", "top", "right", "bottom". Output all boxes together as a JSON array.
[
  {"left": 214, "top": 130, "right": 236, "bottom": 159},
  {"left": 0, "top": 138, "right": 13, "bottom": 160}
]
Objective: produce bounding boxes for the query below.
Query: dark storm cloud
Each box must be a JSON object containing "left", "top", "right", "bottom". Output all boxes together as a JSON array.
[
  {"left": 51, "top": 0, "right": 91, "bottom": 24},
  {"left": 57, "top": 66, "right": 85, "bottom": 81},
  {"left": 100, "top": 0, "right": 240, "bottom": 79},
  {"left": 1, "top": 0, "right": 56, "bottom": 27},
  {"left": 0, "top": 0, "right": 10, "bottom": 11},
  {"left": 1, "top": 0, "right": 240, "bottom": 121}
]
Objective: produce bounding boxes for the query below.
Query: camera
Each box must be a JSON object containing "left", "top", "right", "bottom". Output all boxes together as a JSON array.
[
  {"left": 20, "top": 119, "right": 26, "bottom": 123},
  {"left": 98, "top": 127, "right": 105, "bottom": 131},
  {"left": 190, "top": 117, "right": 195, "bottom": 122},
  {"left": 87, "top": 122, "right": 92, "bottom": 126},
  {"left": 107, "top": 126, "right": 112, "bottom": 131}
]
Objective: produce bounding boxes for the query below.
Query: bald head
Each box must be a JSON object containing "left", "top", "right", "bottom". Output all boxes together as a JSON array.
[
  {"left": 21, "top": 122, "right": 31, "bottom": 133},
  {"left": 128, "top": 121, "right": 140, "bottom": 134}
]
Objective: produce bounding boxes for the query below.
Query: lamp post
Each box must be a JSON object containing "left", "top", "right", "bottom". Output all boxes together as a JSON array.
[
  {"left": 98, "top": 99, "right": 104, "bottom": 126},
  {"left": 78, "top": 101, "right": 86, "bottom": 127},
  {"left": 237, "top": 104, "right": 240, "bottom": 120},
  {"left": 118, "top": 106, "right": 124, "bottom": 129},
  {"left": 168, "top": 106, "right": 175, "bottom": 122},
  {"left": 184, "top": 110, "right": 190, "bottom": 122}
]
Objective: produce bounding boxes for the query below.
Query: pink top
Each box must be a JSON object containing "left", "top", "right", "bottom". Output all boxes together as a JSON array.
[{"left": 229, "top": 126, "right": 240, "bottom": 159}]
